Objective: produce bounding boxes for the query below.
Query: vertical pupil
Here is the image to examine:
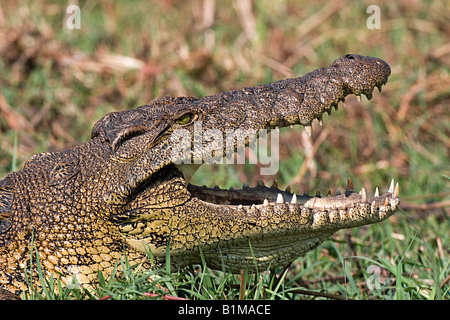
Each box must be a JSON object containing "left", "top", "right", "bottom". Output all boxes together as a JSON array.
[{"left": 178, "top": 113, "right": 191, "bottom": 124}]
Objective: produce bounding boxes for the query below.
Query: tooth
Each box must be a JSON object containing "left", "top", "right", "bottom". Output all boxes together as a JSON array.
[
  {"left": 318, "top": 117, "right": 323, "bottom": 126},
  {"left": 384, "top": 197, "right": 389, "bottom": 206},
  {"left": 361, "top": 187, "right": 367, "bottom": 202},
  {"left": 229, "top": 186, "right": 235, "bottom": 191},
  {"left": 304, "top": 200, "right": 310, "bottom": 208},
  {"left": 291, "top": 193, "right": 297, "bottom": 204},
  {"left": 327, "top": 109, "right": 332, "bottom": 116},
  {"left": 334, "top": 103, "right": 339, "bottom": 111},
  {"left": 346, "top": 178, "right": 354, "bottom": 191},
  {"left": 388, "top": 179, "right": 394, "bottom": 193},
  {"left": 336, "top": 187, "right": 341, "bottom": 195},
  {"left": 365, "top": 93, "right": 373, "bottom": 100},
  {"left": 290, "top": 125, "right": 295, "bottom": 129},
  {"left": 315, "top": 190, "right": 321, "bottom": 196},
  {"left": 356, "top": 95, "right": 361, "bottom": 102},
  {"left": 394, "top": 182, "right": 399, "bottom": 198},
  {"left": 263, "top": 199, "right": 269, "bottom": 206},
  {"left": 243, "top": 182, "right": 249, "bottom": 189},
  {"left": 272, "top": 180, "right": 279, "bottom": 188},
  {"left": 327, "top": 190, "right": 331, "bottom": 196},
  {"left": 377, "top": 85, "right": 382, "bottom": 92},
  {"left": 304, "top": 125, "right": 312, "bottom": 137},
  {"left": 238, "top": 204, "right": 243, "bottom": 210},
  {"left": 285, "top": 185, "right": 291, "bottom": 192},
  {"left": 257, "top": 178, "right": 265, "bottom": 187},
  {"left": 276, "top": 193, "right": 284, "bottom": 203},
  {"left": 374, "top": 187, "right": 379, "bottom": 197}
]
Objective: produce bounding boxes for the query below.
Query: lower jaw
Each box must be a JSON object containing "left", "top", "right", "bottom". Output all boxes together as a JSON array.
[{"left": 170, "top": 230, "right": 335, "bottom": 271}]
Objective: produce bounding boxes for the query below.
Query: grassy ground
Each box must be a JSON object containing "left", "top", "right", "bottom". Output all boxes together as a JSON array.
[{"left": 0, "top": 0, "right": 448, "bottom": 300}]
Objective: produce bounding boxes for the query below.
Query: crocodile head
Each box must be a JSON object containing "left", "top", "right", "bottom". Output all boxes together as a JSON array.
[
  {"left": 89, "top": 54, "right": 397, "bottom": 271},
  {"left": 0, "top": 54, "right": 399, "bottom": 300}
]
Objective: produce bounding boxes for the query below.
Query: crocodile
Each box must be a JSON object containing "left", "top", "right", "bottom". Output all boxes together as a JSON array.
[{"left": 0, "top": 54, "right": 399, "bottom": 299}]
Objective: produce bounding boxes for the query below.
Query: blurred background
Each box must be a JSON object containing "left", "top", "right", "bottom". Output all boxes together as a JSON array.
[{"left": 0, "top": 0, "right": 448, "bottom": 299}]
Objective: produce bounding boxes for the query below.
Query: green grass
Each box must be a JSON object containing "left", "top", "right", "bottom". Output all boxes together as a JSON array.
[{"left": 0, "top": 0, "right": 448, "bottom": 300}]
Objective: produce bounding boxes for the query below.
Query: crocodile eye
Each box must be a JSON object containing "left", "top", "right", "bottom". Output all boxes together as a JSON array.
[{"left": 176, "top": 113, "right": 193, "bottom": 125}]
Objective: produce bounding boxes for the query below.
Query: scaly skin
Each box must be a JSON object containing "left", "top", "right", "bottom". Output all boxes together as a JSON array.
[{"left": 0, "top": 54, "right": 398, "bottom": 299}]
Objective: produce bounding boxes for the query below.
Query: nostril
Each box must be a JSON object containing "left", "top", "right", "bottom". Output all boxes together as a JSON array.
[{"left": 344, "top": 54, "right": 355, "bottom": 60}]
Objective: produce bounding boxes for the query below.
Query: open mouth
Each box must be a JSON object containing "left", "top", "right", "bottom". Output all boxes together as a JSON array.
[
  {"left": 188, "top": 176, "right": 398, "bottom": 206},
  {"left": 177, "top": 84, "right": 399, "bottom": 226},
  {"left": 187, "top": 176, "right": 399, "bottom": 221},
  {"left": 177, "top": 62, "right": 399, "bottom": 211}
]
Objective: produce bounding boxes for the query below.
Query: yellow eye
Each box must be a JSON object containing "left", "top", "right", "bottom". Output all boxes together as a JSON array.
[{"left": 176, "top": 113, "right": 193, "bottom": 125}]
